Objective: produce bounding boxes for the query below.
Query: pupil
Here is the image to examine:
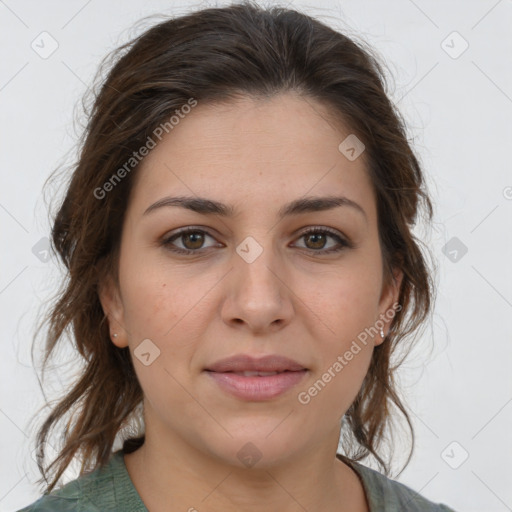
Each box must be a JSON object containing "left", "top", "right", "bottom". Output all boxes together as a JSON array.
[
  {"left": 308, "top": 233, "right": 325, "bottom": 249},
  {"left": 185, "top": 232, "right": 203, "bottom": 249}
]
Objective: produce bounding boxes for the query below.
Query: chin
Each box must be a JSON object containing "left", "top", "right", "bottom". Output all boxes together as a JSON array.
[{"left": 203, "top": 431, "right": 305, "bottom": 470}]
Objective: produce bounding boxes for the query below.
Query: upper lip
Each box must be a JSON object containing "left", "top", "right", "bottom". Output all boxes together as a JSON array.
[{"left": 205, "top": 354, "right": 307, "bottom": 373}]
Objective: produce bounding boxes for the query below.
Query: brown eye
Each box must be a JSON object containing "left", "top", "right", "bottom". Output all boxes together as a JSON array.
[
  {"left": 162, "top": 228, "right": 218, "bottom": 254},
  {"left": 304, "top": 232, "right": 328, "bottom": 250},
  {"left": 181, "top": 231, "right": 205, "bottom": 250},
  {"left": 294, "top": 227, "right": 351, "bottom": 254}
]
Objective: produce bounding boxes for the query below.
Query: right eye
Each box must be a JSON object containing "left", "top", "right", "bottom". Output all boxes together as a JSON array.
[{"left": 161, "top": 228, "right": 220, "bottom": 255}]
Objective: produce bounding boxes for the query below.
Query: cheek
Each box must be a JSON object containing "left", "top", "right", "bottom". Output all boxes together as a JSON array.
[
  {"left": 122, "top": 282, "right": 178, "bottom": 340},
  {"left": 310, "top": 261, "right": 382, "bottom": 340},
  {"left": 118, "top": 248, "right": 201, "bottom": 339},
  {"left": 120, "top": 272, "right": 206, "bottom": 414},
  {"left": 118, "top": 257, "right": 219, "bottom": 382},
  {"left": 297, "top": 265, "right": 381, "bottom": 412}
]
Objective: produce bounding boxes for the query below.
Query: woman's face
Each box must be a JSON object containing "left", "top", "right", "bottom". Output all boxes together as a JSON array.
[{"left": 100, "top": 93, "right": 402, "bottom": 467}]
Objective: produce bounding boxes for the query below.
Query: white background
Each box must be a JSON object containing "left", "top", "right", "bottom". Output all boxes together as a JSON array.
[{"left": 1, "top": 0, "right": 511, "bottom": 510}]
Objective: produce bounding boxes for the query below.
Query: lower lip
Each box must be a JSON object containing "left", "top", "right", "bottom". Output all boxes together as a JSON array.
[{"left": 205, "top": 370, "right": 308, "bottom": 401}]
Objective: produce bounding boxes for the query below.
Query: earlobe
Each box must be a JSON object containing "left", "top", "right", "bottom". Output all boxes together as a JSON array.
[{"left": 98, "top": 275, "right": 128, "bottom": 348}]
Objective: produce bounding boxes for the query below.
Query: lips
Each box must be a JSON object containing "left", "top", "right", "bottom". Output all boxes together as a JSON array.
[
  {"left": 204, "top": 354, "right": 308, "bottom": 401},
  {"left": 205, "top": 354, "right": 307, "bottom": 373}
]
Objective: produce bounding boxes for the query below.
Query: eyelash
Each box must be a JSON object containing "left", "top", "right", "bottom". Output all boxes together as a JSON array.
[{"left": 161, "top": 226, "right": 352, "bottom": 256}]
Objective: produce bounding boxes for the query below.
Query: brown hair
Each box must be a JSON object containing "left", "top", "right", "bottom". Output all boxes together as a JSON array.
[{"left": 33, "top": 1, "right": 434, "bottom": 492}]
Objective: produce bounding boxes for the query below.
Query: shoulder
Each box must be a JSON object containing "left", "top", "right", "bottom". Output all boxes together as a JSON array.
[
  {"left": 17, "top": 451, "right": 144, "bottom": 512},
  {"left": 17, "top": 476, "right": 98, "bottom": 512},
  {"left": 349, "top": 461, "right": 456, "bottom": 512}
]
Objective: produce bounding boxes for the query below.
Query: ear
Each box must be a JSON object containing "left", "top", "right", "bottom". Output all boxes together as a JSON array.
[
  {"left": 98, "top": 274, "right": 129, "bottom": 348},
  {"left": 375, "top": 266, "right": 403, "bottom": 346}
]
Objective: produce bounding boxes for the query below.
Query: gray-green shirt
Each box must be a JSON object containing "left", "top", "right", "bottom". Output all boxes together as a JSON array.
[{"left": 18, "top": 450, "right": 456, "bottom": 511}]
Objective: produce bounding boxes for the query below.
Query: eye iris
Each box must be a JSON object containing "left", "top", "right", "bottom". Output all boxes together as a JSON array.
[
  {"left": 305, "top": 232, "right": 326, "bottom": 249},
  {"left": 183, "top": 232, "right": 204, "bottom": 249}
]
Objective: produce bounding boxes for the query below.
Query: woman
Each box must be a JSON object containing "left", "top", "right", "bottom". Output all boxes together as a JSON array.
[{"left": 20, "top": 2, "right": 455, "bottom": 511}]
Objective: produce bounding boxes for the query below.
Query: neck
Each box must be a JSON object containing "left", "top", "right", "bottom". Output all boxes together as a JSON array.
[{"left": 123, "top": 424, "right": 369, "bottom": 512}]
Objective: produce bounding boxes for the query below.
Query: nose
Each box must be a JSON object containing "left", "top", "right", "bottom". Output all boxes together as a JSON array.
[{"left": 221, "top": 242, "right": 294, "bottom": 335}]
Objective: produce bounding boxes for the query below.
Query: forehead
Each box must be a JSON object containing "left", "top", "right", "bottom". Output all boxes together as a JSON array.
[{"left": 128, "top": 93, "right": 376, "bottom": 220}]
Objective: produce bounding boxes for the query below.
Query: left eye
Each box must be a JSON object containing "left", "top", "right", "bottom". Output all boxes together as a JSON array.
[
  {"left": 161, "top": 227, "right": 350, "bottom": 255},
  {"left": 293, "top": 228, "right": 349, "bottom": 252}
]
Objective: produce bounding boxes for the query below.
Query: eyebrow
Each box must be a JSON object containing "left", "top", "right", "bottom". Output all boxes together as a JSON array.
[{"left": 143, "top": 194, "right": 367, "bottom": 221}]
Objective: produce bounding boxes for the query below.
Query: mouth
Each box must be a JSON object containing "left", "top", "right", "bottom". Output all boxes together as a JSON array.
[
  {"left": 204, "top": 353, "right": 309, "bottom": 401},
  {"left": 204, "top": 354, "right": 307, "bottom": 373},
  {"left": 211, "top": 370, "right": 298, "bottom": 377},
  {"left": 204, "top": 368, "right": 308, "bottom": 401}
]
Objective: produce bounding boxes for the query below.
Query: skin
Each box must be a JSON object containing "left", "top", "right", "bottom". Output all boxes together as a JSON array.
[{"left": 99, "top": 92, "right": 402, "bottom": 512}]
